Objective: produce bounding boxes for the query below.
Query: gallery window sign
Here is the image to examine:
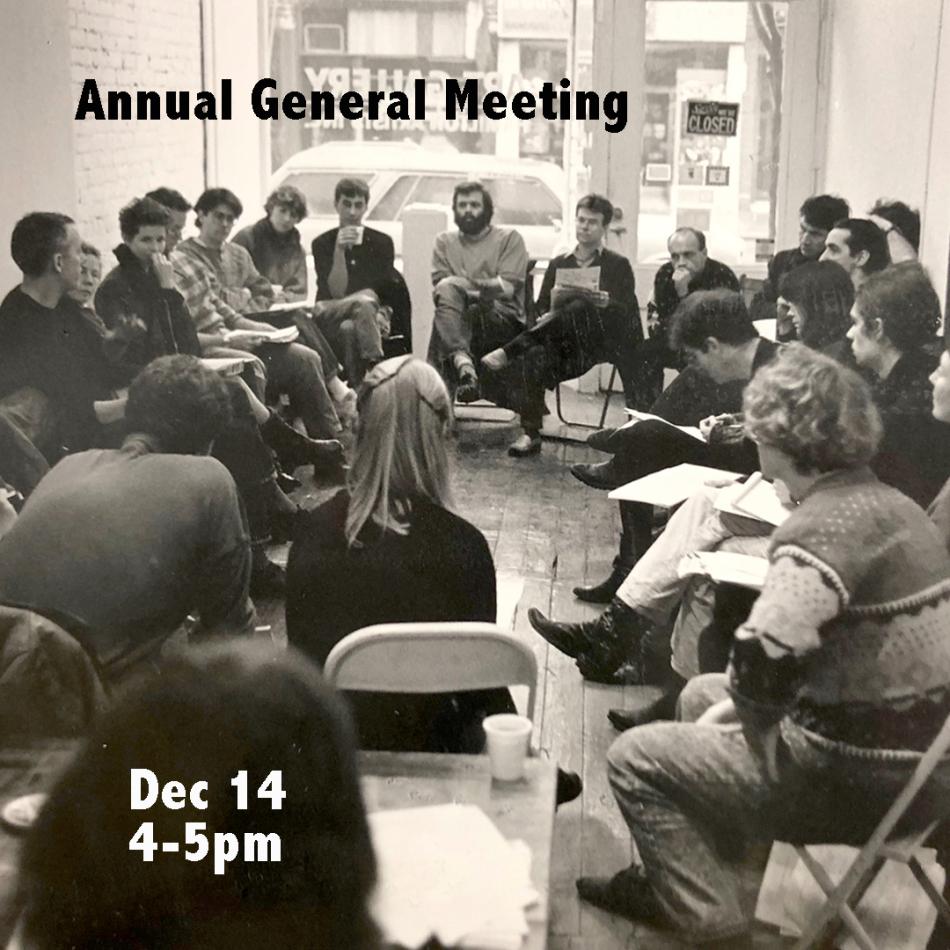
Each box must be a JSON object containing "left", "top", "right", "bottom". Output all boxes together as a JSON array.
[{"left": 685, "top": 100, "right": 739, "bottom": 136}]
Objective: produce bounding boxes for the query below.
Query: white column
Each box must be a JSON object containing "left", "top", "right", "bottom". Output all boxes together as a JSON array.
[{"left": 402, "top": 204, "right": 450, "bottom": 359}]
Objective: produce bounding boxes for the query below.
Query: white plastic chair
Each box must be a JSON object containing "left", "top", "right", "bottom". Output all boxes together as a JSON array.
[{"left": 323, "top": 621, "right": 537, "bottom": 721}]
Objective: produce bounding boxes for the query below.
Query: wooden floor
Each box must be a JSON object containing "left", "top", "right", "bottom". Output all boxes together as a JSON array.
[{"left": 260, "top": 385, "right": 790, "bottom": 949}]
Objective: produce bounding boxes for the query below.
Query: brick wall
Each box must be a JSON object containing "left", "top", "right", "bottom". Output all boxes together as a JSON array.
[{"left": 69, "top": 0, "right": 206, "bottom": 256}]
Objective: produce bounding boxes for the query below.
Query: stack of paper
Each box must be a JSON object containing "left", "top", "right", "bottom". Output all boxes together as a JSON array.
[
  {"left": 200, "top": 356, "right": 251, "bottom": 377},
  {"left": 677, "top": 551, "right": 770, "bottom": 591},
  {"left": 369, "top": 803, "right": 537, "bottom": 949},
  {"left": 222, "top": 325, "right": 299, "bottom": 346},
  {"left": 608, "top": 462, "right": 741, "bottom": 507},
  {"left": 713, "top": 474, "right": 793, "bottom": 527}
]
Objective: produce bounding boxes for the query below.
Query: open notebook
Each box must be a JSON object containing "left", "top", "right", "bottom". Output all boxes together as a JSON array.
[
  {"left": 677, "top": 551, "right": 770, "bottom": 591},
  {"left": 713, "top": 473, "right": 793, "bottom": 527},
  {"left": 608, "top": 462, "right": 741, "bottom": 507}
]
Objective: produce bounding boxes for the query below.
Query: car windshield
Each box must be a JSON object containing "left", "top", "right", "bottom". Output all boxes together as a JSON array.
[{"left": 280, "top": 171, "right": 377, "bottom": 217}]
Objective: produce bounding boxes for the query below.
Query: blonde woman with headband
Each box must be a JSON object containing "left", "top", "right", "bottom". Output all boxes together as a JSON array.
[{"left": 285, "top": 355, "right": 516, "bottom": 753}]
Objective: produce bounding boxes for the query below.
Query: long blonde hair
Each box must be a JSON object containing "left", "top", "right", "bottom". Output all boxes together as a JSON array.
[{"left": 345, "top": 356, "right": 453, "bottom": 546}]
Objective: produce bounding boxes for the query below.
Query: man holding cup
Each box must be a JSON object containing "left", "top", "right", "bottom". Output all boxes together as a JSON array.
[{"left": 310, "top": 178, "right": 392, "bottom": 386}]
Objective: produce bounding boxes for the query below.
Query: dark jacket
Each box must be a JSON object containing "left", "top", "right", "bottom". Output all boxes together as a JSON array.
[
  {"left": 536, "top": 246, "right": 640, "bottom": 333},
  {"left": 232, "top": 217, "right": 308, "bottom": 301},
  {"left": 0, "top": 287, "right": 116, "bottom": 451},
  {"left": 749, "top": 247, "right": 813, "bottom": 323},
  {"left": 871, "top": 348, "right": 950, "bottom": 507},
  {"left": 652, "top": 257, "right": 740, "bottom": 332},
  {"left": 312, "top": 225, "right": 395, "bottom": 301},
  {"left": 286, "top": 490, "right": 514, "bottom": 753},
  {"left": 95, "top": 245, "right": 201, "bottom": 385}
]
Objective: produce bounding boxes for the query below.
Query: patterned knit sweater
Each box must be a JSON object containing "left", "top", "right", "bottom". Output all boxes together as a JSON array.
[{"left": 729, "top": 467, "right": 950, "bottom": 750}]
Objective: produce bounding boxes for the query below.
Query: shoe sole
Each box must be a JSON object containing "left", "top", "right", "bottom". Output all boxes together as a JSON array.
[
  {"left": 572, "top": 587, "right": 615, "bottom": 604},
  {"left": 508, "top": 443, "right": 541, "bottom": 458}
]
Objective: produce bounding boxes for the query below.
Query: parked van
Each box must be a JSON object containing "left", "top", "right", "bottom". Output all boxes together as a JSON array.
[{"left": 269, "top": 141, "right": 570, "bottom": 272}]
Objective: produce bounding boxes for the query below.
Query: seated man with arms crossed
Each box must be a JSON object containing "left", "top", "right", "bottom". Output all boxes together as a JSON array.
[
  {"left": 0, "top": 355, "right": 255, "bottom": 679},
  {"left": 428, "top": 181, "right": 529, "bottom": 411},
  {"left": 479, "top": 193, "right": 642, "bottom": 456}
]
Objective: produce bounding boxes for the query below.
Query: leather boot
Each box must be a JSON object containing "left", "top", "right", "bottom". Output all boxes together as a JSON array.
[
  {"left": 573, "top": 563, "right": 630, "bottom": 604},
  {"left": 529, "top": 599, "right": 646, "bottom": 683},
  {"left": 608, "top": 672, "right": 686, "bottom": 731}
]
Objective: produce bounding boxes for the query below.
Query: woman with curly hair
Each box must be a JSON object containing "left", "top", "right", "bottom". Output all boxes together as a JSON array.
[{"left": 577, "top": 344, "right": 950, "bottom": 945}]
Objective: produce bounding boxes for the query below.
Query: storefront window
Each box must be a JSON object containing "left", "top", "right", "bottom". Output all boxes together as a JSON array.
[
  {"left": 265, "top": 0, "right": 787, "bottom": 269},
  {"left": 637, "top": 1, "right": 787, "bottom": 265}
]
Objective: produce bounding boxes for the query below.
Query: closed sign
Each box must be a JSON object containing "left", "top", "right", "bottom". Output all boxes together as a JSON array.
[{"left": 685, "top": 100, "right": 739, "bottom": 136}]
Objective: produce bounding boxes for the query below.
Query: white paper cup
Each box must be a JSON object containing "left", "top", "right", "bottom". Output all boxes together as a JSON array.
[
  {"left": 352, "top": 226, "right": 365, "bottom": 244},
  {"left": 483, "top": 714, "right": 532, "bottom": 781}
]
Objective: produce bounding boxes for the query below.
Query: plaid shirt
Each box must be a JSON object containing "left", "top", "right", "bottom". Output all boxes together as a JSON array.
[
  {"left": 171, "top": 238, "right": 244, "bottom": 334},
  {"left": 216, "top": 242, "right": 274, "bottom": 313}
]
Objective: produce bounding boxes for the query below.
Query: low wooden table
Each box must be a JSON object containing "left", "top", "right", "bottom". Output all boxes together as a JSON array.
[
  {"left": 361, "top": 750, "right": 557, "bottom": 950},
  {"left": 1, "top": 744, "right": 555, "bottom": 950}
]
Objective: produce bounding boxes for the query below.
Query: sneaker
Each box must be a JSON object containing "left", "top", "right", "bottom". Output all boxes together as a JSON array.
[
  {"left": 480, "top": 348, "right": 509, "bottom": 372},
  {"left": 507, "top": 432, "right": 542, "bottom": 457}
]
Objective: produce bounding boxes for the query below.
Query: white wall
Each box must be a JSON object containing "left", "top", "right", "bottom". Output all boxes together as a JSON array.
[
  {"left": 922, "top": 0, "right": 950, "bottom": 305},
  {"left": 821, "top": 0, "right": 949, "bottom": 302},
  {"left": 0, "top": 2, "right": 78, "bottom": 290},
  {"left": 68, "top": 0, "right": 205, "bottom": 255}
]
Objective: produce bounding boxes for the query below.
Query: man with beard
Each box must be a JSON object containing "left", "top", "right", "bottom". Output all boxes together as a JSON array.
[{"left": 428, "top": 181, "right": 529, "bottom": 409}]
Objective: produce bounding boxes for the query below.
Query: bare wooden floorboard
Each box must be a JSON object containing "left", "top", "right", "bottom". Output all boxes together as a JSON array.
[{"left": 262, "top": 385, "right": 793, "bottom": 950}]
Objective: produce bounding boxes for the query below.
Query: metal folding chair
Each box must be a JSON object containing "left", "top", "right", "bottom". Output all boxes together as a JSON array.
[
  {"left": 553, "top": 364, "right": 618, "bottom": 430},
  {"left": 789, "top": 711, "right": 950, "bottom": 949},
  {"left": 324, "top": 621, "right": 538, "bottom": 721}
]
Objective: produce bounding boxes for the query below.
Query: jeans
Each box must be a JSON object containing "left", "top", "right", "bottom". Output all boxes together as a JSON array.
[
  {"left": 0, "top": 390, "right": 52, "bottom": 495},
  {"left": 313, "top": 292, "right": 384, "bottom": 386},
  {"left": 614, "top": 487, "right": 771, "bottom": 677},
  {"left": 428, "top": 277, "right": 523, "bottom": 368},
  {"left": 257, "top": 340, "right": 340, "bottom": 439},
  {"left": 608, "top": 673, "right": 950, "bottom": 943}
]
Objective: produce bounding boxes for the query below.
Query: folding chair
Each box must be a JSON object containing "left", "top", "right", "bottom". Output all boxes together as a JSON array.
[
  {"left": 554, "top": 364, "right": 618, "bottom": 430},
  {"left": 323, "top": 621, "right": 537, "bottom": 721},
  {"left": 789, "top": 711, "right": 950, "bottom": 949}
]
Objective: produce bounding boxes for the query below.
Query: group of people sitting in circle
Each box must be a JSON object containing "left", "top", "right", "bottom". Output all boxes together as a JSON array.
[{"left": 1, "top": 173, "right": 949, "bottom": 947}]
